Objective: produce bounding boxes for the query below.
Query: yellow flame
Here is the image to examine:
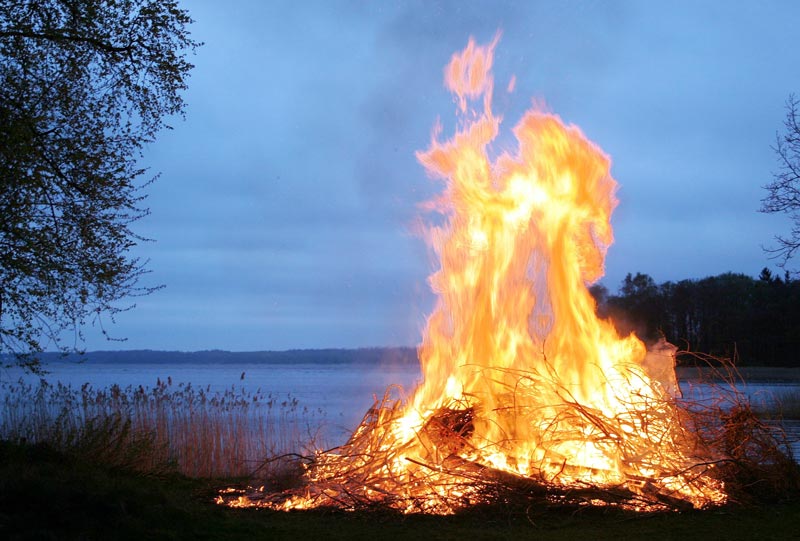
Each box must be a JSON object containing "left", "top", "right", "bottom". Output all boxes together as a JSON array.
[{"left": 222, "top": 37, "right": 726, "bottom": 514}]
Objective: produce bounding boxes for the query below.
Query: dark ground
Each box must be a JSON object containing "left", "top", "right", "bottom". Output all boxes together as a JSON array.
[{"left": 1, "top": 440, "right": 799, "bottom": 541}]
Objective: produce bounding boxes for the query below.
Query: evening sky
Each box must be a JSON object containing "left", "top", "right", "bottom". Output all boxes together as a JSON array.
[{"left": 82, "top": 0, "right": 800, "bottom": 351}]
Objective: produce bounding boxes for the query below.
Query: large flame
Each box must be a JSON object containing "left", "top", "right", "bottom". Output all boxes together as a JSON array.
[
  {"left": 223, "top": 37, "right": 726, "bottom": 513},
  {"left": 411, "top": 36, "right": 673, "bottom": 484}
]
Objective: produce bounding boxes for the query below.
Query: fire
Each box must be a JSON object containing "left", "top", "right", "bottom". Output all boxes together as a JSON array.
[{"left": 222, "top": 37, "right": 727, "bottom": 513}]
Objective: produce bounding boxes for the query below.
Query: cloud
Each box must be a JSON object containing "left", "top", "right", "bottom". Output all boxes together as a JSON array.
[{"left": 80, "top": 0, "right": 800, "bottom": 352}]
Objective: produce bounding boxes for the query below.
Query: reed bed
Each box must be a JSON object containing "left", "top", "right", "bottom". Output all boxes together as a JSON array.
[
  {"left": 0, "top": 378, "right": 326, "bottom": 478},
  {"left": 749, "top": 388, "right": 800, "bottom": 420}
]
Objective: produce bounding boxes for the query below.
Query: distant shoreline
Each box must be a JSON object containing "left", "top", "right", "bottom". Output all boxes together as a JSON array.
[
  {"left": 10, "top": 349, "right": 800, "bottom": 382},
  {"left": 24, "top": 347, "right": 421, "bottom": 366},
  {"left": 676, "top": 365, "right": 800, "bottom": 383}
]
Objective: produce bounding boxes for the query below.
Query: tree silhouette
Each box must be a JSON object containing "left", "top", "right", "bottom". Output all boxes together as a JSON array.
[
  {"left": 0, "top": 1, "right": 199, "bottom": 370},
  {"left": 600, "top": 270, "right": 800, "bottom": 367},
  {"left": 761, "top": 94, "right": 800, "bottom": 271},
  {"left": 604, "top": 272, "right": 663, "bottom": 342}
]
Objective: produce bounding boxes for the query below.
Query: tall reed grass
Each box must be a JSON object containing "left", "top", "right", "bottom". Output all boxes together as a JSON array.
[
  {"left": 751, "top": 388, "right": 800, "bottom": 420},
  {"left": 0, "top": 378, "right": 326, "bottom": 478}
]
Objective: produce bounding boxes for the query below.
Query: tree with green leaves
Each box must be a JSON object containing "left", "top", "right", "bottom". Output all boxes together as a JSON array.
[
  {"left": 0, "top": 1, "right": 199, "bottom": 370},
  {"left": 762, "top": 94, "right": 800, "bottom": 270}
]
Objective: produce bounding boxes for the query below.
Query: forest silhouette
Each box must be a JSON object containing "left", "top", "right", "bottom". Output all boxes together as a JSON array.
[{"left": 592, "top": 269, "right": 800, "bottom": 367}]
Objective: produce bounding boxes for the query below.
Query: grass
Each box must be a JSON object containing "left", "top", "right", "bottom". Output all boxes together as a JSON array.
[
  {"left": 1, "top": 439, "right": 799, "bottom": 540},
  {"left": 2, "top": 370, "right": 799, "bottom": 538},
  {"left": 751, "top": 388, "right": 800, "bottom": 420},
  {"left": 0, "top": 378, "right": 325, "bottom": 477}
]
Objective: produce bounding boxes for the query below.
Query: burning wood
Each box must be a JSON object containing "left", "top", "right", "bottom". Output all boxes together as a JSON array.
[
  {"left": 219, "top": 37, "right": 746, "bottom": 514},
  {"left": 221, "top": 388, "right": 728, "bottom": 513}
]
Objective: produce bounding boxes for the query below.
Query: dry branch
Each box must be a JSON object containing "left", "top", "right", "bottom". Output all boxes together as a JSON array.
[{"left": 219, "top": 360, "right": 800, "bottom": 514}]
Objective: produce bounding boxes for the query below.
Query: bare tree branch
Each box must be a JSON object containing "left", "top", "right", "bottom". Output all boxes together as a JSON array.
[{"left": 761, "top": 94, "right": 800, "bottom": 270}]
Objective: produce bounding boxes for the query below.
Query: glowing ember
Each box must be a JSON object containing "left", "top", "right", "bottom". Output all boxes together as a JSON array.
[{"left": 221, "top": 37, "right": 727, "bottom": 513}]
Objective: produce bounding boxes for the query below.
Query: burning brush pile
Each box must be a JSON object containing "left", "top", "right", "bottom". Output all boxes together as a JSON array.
[{"left": 219, "top": 38, "right": 798, "bottom": 514}]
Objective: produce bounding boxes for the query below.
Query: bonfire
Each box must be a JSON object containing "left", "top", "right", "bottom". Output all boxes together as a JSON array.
[{"left": 218, "top": 37, "right": 795, "bottom": 514}]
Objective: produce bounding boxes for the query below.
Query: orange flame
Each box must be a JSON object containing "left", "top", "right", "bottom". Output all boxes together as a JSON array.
[
  {"left": 399, "top": 36, "right": 722, "bottom": 506},
  {"left": 223, "top": 37, "right": 726, "bottom": 513}
]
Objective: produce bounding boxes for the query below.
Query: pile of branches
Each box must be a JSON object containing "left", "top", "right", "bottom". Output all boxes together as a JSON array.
[
  {"left": 677, "top": 359, "right": 800, "bottom": 505},
  {"left": 218, "top": 358, "right": 800, "bottom": 514},
  {"left": 218, "top": 414, "right": 710, "bottom": 512}
]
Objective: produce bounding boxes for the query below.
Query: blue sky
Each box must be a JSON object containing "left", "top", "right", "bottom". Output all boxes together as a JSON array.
[{"left": 84, "top": 0, "right": 800, "bottom": 352}]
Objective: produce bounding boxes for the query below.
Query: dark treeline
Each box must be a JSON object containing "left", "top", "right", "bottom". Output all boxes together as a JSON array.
[{"left": 591, "top": 269, "right": 800, "bottom": 367}]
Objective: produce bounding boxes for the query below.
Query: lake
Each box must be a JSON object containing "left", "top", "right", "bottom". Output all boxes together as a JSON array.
[
  {"left": 3, "top": 360, "right": 798, "bottom": 455},
  {"left": 1, "top": 361, "right": 423, "bottom": 444}
]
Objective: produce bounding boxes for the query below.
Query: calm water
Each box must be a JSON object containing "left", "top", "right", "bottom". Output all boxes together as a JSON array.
[
  {"left": 3, "top": 361, "right": 798, "bottom": 454},
  {"left": 1, "top": 362, "right": 423, "bottom": 443},
  {"left": 680, "top": 380, "right": 800, "bottom": 459}
]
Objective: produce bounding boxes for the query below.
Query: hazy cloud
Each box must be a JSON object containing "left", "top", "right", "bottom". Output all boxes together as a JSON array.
[{"left": 83, "top": 0, "right": 800, "bottom": 351}]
